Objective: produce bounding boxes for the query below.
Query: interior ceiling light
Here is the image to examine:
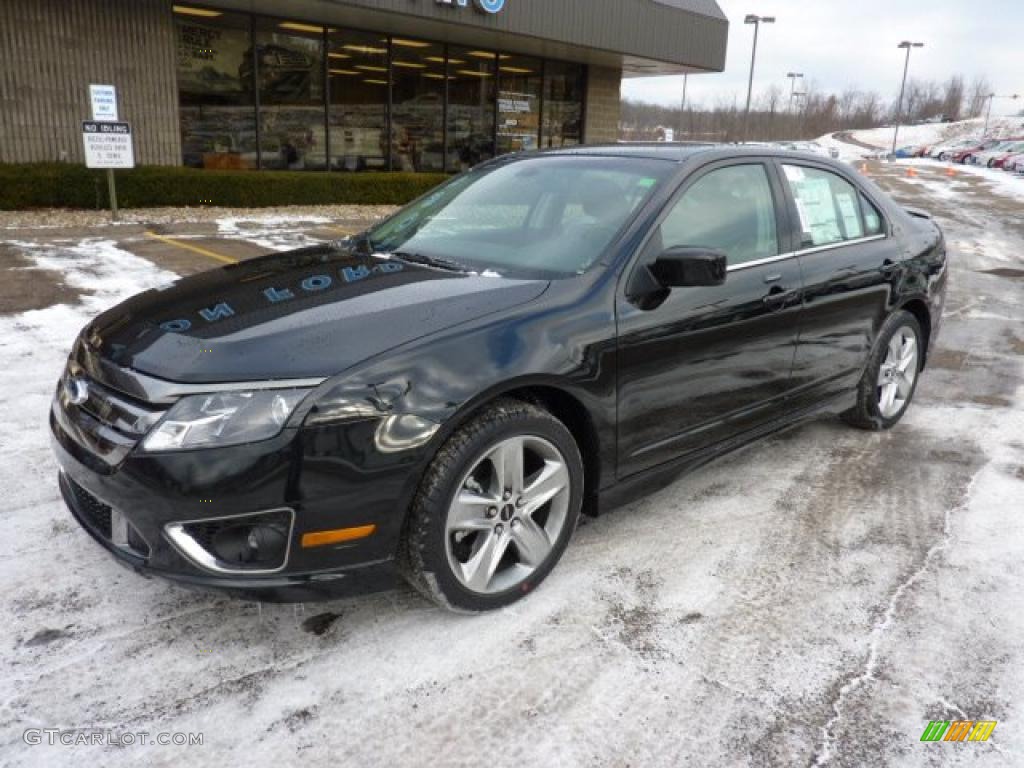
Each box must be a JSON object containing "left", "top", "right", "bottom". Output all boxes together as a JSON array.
[
  {"left": 343, "top": 44, "right": 388, "bottom": 54},
  {"left": 278, "top": 21, "right": 324, "bottom": 34},
  {"left": 173, "top": 5, "right": 222, "bottom": 17},
  {"left": 391, "top": 38, "right": 431, "bottom": 48}
]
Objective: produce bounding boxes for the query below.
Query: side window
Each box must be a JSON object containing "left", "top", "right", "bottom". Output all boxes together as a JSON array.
[
  {"left": 860, "top": 193, "right": 885, "bottom": 236},
  {"left": 658, "top": 164, "right": 778, "bottom": 268},
  {"left": 782, "top": 165, "right": 871, "bottom": 247}
]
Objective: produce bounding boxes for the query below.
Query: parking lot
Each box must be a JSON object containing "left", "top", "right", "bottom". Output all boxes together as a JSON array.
[{"left": 2, "top": 146, "right": 1022, "bottom": 767}]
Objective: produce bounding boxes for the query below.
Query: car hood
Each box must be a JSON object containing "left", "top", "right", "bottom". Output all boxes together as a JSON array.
[{"left": 82, "top": 246, "right": 549, "bottom": 385}]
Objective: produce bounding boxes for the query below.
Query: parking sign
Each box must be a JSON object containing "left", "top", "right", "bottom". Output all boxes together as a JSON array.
[
  {"left": 82, "top": 121, "right": 135, "bottom": 169},
  {"left": 89, "top": 84, "right": 118, "bottom": 122}
]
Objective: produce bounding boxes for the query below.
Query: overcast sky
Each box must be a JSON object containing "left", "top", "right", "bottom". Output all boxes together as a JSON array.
[{"left": 623, "top": 0, "right": 1023, "bottom": 116}]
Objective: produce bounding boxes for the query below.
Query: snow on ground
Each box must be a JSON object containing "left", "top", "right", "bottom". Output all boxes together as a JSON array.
[
  {"left": 215, "top": 215, "right": 336, "bottom": 252},
  {"left": 1, "top": 170, "right": 1023, "bottom": 766},
  {"left": 816, "top": 117, "right": 1024, "bottom": 205}
]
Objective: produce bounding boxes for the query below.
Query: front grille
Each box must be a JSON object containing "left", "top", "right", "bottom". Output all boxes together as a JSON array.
[{"left": 68, "top": 477, "right": 113, "bottom": 538}]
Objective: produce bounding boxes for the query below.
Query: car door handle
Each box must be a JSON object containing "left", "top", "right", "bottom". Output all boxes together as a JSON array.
[
  {"left": 762, "top": 287, "right": 798, "bottom": 306},
  {"left": 763, "top": 273, "right": 783, "bottom": 284}
]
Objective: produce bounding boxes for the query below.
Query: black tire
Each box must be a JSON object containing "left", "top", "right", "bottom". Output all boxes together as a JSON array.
[
  {"left": 399, "top": 398, "right": 584, "bottom": 612},
  {"left": 842, "top": 310, "right": 924, "bottom": 431}
]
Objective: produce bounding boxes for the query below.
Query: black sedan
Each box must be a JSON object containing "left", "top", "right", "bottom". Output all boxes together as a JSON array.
[{"left": 51, "top": 145, "right": 947, "bottom": 611}]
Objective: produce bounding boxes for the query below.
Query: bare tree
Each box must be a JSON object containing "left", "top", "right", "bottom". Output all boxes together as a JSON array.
[
  {"left": 967, "top": 76, "right": 993, "bottom": 117},
  {"left": 942, "top": 75, "right": 965, "bottom": 121}
]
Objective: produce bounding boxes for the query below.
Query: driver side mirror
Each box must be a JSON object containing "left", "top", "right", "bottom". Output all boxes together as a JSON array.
[
  {"left": 627, "top": 246, "right": 728, "bottom": 309},
  {"left": 649, "top": 246, "right": 728, "bottom": 288}
]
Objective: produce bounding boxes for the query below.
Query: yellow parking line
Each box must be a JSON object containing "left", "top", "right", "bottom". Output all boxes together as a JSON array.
[
  {"left": 144, "top": 231, "right": 238, "bottom": 265},
  {"left": 326, "top": 225, "right": 355, "bottom": 236}
]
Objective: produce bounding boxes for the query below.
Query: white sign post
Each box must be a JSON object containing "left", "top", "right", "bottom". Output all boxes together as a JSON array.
[
  {"left": 82, "top": 120, "right": 134, "bottom": 221},
  {"left": 86, "top": 84, "right": 125, "bottom": 220}
]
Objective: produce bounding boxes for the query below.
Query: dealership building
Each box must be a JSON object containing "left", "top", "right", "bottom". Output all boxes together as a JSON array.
[{"left": 0, "top": 0, "right": 727, "bottom": 173}]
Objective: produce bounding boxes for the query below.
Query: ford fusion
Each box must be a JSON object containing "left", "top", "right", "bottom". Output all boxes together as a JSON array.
[{"left": 51, "top": 146, "right": 947, "bottom": 612}]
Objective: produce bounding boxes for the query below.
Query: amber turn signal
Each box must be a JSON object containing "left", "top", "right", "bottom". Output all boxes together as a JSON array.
[{"left": 301, "top": 525, "right": 377, "bottom": 549}]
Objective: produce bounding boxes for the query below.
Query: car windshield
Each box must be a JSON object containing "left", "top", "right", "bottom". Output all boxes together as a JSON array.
[{"left": 365, "top": 156, "right": 674, "bottom": 279}]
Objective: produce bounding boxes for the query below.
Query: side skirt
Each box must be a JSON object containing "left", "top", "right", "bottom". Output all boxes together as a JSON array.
[{"left": 593, "top": 389, "right": 856, "bottom": 516}]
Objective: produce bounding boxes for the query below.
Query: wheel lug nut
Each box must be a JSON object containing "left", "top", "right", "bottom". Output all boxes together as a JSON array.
[
  {"left": 510, "top": 519, "right": 520, "bottom": 529},
  {"left": 495, "top": 524, "right": 504, "bottom": 535},
  {"left": 503, "top": 490, "right": 512, "bottom": 501},
  {"left": 516, "top": 496, "right": 525, "bottom": 508},
  {"left": 487, "top": 507, "right": 498, "bottom": 518}
]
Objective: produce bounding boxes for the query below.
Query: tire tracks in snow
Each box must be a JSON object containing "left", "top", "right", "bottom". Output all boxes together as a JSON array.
[{"left": 810, "top": 467, "right": 984, "bottom": 766}]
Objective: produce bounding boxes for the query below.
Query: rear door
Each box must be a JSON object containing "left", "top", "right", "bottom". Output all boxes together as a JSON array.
[
  {"left": 776, "top": 162, "right": 902, "bottom": 405},
  {"left": 615, "top": 160, "right": 804, "bottom": 478}
]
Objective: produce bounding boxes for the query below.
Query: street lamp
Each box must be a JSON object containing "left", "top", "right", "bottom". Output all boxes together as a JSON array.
[
  {"left": 743, "top": 14, "right": 776, "bottom": 142},
  {"left": 984, "top": 93, "right": 1021, "bottom": 136},
  {"left": 891, "top": 41, "right": 924, "bottom": 156},
  {"left": 787, "top": 72, "right": 804, "bottom": 114}
]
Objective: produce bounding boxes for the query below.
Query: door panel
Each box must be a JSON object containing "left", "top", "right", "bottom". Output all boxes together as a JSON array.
[
  {"left": 617, "top": 261, "right": 803, "bottom": 477},
  {"left": 777, "top": 163, "right": 899, "bottom": 403},
  {"left": 789, "top": 240, "right": 899, "bottom": 401},
  {"left": 615, "top": 161, "right": 802, "bottom": 479}
]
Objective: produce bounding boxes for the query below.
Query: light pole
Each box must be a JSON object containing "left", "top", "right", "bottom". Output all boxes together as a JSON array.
[
  {"left": 743, "top": 14, "right": 776, "bottom": 142},
  {"left": 983, "top": 93, "right": 996, "bottom": 135},
  {"left": 681, "top": 73, "right": 689, "bottom": 138},
  {"left": 787, "top": 72, "right": 804, "bottom": 114},
  {"left": 984, "top": 93, "right": 1020, "bottom": 135},
  {"left": 891, "top": 40, "right": 924, "bottom": 156}
]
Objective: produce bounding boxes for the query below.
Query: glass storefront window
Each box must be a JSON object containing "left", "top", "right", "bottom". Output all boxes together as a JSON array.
[
  {"left": 327, "top": 29, "right": 389, "bottom": 171},
  {"left": 390, "top": 38, "right": 446, "bottom": 172},
  {"left": 253, "top": 18, "right": 326, "bottom": 170},
  {"left": 447, "top": 47, "right": 495, "bottom": 172},
  {"left": 173, "top": 10, "right": 590, "bottom": 174},
  {"left": 542, "top": 61, "right": 584, "bottom": 148},
  {"left": 497, "top": 54, "right": 541, "bottom": 155},
  {"left": 175, "top": 8, "right": 257, "bottom": 170}
]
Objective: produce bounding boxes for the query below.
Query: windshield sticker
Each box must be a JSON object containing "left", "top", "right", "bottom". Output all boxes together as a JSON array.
[
  {"left": 792, "top": 177, "right": 841, "bottom": 245},
  {"left": 835, "top": 192, "right": 864, "bottom": 239}
]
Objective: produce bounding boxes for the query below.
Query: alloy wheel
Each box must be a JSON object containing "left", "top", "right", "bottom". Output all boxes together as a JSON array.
[
  {"left": 445, "top": 435, "right": 571, "bottom": 595},
  {"left": 877, "top": 326, "right": 919, "bottom": 418}
]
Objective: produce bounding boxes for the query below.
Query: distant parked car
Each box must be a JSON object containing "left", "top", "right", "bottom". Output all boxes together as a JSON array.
[
  {"left": 929, "top": 139, "right": 979, "bottom": 160},
  {"left": 987, "top": 142, "right": 1024, "bottom": 167},
  {"left": 1003, "top": 153, "right": 1024, "bottom": 173},
  {"left": 894, "top": 146, "right": 917, "bottom": 158},
  {"left": 952, "top": 139, "right": 1006, "bottom": 165}
]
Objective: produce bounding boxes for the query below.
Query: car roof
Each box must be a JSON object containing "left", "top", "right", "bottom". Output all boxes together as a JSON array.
[{"left": 538, "top": 142, "right": 838, "bottom": 167}]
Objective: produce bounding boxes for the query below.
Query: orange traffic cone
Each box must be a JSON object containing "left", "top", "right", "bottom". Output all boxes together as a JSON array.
[
  {"left": 860, "top": 162, "right": 869, "bottom": 174},
  {"left": 945, "top": 166, "right": 957, "bottom": 177},
  {"left": 906, "top": 167, "right": 917, "bottom": 178}
]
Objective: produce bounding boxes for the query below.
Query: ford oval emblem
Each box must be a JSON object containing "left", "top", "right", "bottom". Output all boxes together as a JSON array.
[{"left": 66, "top": 377, "right": 89, "bottom": 406}]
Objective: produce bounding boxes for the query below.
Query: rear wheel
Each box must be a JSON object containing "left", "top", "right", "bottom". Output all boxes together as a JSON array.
[
  {"left": 843, "top": 311, "right": 923, "bottom": 431},
  {"left": 399, "top": 398, "right": 583, "bottom": 612}
]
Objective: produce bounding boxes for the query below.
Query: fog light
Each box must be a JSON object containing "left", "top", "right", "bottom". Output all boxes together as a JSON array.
[
  {"left": 165, "top": 508, "right": 294, "bottom": 575},
  {"left": 212, "top": 523, "right": 288, "bottom": 566}
]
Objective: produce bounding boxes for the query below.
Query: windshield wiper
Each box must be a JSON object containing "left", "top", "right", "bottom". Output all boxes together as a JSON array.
[{"left": 385, "top": 251, "right": 472, "bottom": 274}]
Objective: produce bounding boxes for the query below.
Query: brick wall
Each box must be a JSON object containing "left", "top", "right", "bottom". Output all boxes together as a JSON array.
[
  {"left": 0, "top": 0, "right": 181, "bottom": 165},
  {"left": 583, "top": 65, "right": 623, "bottom": 145}
]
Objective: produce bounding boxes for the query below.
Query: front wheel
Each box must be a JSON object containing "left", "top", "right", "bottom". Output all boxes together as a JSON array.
[
  {"left": 399, "top": 398, "right": 583, "bottom": 612},
  {"left": 843, "top": 311, "right": 923, "bottom": 431}
]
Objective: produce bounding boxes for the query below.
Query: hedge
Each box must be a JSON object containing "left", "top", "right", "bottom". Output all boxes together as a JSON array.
[{"left": 0, "top": 163, "right": 449, "bottom": 210}]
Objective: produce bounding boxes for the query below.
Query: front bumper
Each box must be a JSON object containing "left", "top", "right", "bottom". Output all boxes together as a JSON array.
[{"left": 50, "top": 391, "right": 426, "bottom": 602}]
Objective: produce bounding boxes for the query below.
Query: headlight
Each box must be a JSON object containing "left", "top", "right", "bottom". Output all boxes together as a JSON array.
[{"left": 142, "top": 389, "right": 309, "bottom": 452}]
